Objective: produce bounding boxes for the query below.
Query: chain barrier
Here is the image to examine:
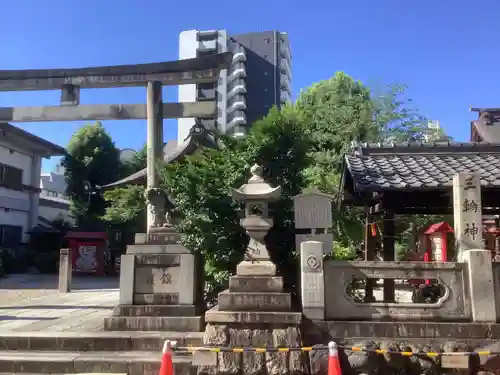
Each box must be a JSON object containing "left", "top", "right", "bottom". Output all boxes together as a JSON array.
[{"left": 172, "top": 345, "right": 499, "bottom": 357}]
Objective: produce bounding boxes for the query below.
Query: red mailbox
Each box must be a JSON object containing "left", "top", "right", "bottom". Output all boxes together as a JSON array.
[{"left": 64, "top": 231, "right": 108, "bottom": 275}]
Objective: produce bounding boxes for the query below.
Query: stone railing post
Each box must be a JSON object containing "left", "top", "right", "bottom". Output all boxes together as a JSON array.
[
  {"left": 58, "top": 248, "right": 72, "bottom": 293},
  {"left": 300, "top": 240, "right": 325, "bottom": 320},
  {"left": 464, "top": 249, "right": 497, "bottom": 322}
]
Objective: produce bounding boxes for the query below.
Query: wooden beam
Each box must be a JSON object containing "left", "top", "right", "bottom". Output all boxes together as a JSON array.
[
  {"left": 382, "top": 210, "right": 395, "bottom": 303},
  {"left": 0, "top": 102, "right": 216, "bottom": 122}
]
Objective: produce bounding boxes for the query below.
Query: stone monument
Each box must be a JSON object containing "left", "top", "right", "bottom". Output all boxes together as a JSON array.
[
  {"left": 199, "top": 165, "right": 306, "bottom": 375},
  {"left": 452, "top": 172, "right": 483, "bottom": 261}
]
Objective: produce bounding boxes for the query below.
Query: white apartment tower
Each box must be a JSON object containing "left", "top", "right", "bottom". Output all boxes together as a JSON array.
[{"left": 177, "top": 29, "right": 292, "bottom": 142}]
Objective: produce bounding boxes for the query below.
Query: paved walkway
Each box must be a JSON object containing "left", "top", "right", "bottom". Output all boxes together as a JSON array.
[{"left": 0, "top": 274, "right": 118, "bottom": 332}]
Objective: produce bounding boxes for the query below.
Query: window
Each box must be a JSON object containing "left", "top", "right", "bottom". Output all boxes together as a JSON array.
[
  {"left": 0, "top": 225, "right": 23, "bottom": 246},
  {"left": 0, "top": 164, "right": 23, "bottom": 191}
]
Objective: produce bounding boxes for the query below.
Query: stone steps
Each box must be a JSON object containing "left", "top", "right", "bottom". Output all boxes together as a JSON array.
[
  {"left": 0, "top": 331, "right": 204, "bottom": 352},
  {"left": 103, "top": 316, "right": 203, "bottom": 332},
  {"left": 0, "top": 351, "right": 194, "bottom": 375}
]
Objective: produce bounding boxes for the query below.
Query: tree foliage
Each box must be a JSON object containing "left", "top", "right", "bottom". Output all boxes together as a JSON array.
[
  {"left": 296, "top": 73, "right": 432, "bottom": 258},
  {"left": 119, "top": 144, "right": 147, "bottom": 178},
  {"left": 160, "top": 106, "right": 309, "bottom": 303},
  {"left": 62, "top": 122, "right": 121, "bottom": 229}
]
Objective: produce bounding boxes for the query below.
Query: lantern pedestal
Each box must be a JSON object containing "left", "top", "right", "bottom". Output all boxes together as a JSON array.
[
  {"left": 198, "top": 164, "right": 305, "bottom": 375},
  {"left": 236, "top": 260, "right": 276, "bottom": 276}
]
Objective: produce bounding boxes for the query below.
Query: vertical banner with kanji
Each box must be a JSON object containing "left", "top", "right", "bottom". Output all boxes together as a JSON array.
[{"left": 453, "top": 173, "right": 483, "bottom": 261}]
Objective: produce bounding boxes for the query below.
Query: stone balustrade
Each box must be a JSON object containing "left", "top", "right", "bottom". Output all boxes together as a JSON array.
[{"left": 301, "top": 241, "right": 498, "bottom": 323}]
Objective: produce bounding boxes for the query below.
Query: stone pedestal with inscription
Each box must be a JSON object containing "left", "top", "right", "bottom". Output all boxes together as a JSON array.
[
  {"left": 104, "top": 227, "right": 204, "bottom": 332},
  {"left": 453, "top": 172, "right": 484, "bottom": 262},
  {"left": 198, "top": 165, "right": 305, "bottom": 375}
]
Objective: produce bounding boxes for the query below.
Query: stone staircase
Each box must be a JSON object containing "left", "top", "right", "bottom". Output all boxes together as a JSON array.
[{"left": 0, "top": 330, "right": 204, "bottom": 375}]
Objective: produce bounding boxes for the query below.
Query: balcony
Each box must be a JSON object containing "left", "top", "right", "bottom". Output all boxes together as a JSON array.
[
  {"left": 227, "top": 78, "right": 247, "bottom": 99},
  {"left": 227, "top": 110, "right": 247, "bottom": 129},
  {"left": 280, "top": 90, "right": 292, "bottom": 104},
  {"left": 228, "top": 61, "right": 246, "bottom": 82},
  {"left": 280, "top": 58, "right": 292, "bottom": 81},
  {"left": 227, "top": 95, "right": 247, "bottom": 113},
  {"left": 280, "top": 75, "right": 292, "bottom": 95},
  {"left": 232, "top": 44, "right": 246, "bottom": 64},
  {"left": 280, "top": 42, "right": 291, "bottom": 61},
  {"left": 197, "top": 85, "right": 216, "bottom": 101},
  {"left": 197, "top": 30, "right": 219, "bottom": 39},
  {"left": 198, "top": 39, "right": 217, "bottom": 53}
]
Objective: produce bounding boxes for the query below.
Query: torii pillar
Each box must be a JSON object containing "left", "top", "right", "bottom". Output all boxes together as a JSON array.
[{"left": 146, "top": 81, "right": 164, "bottom": 231}]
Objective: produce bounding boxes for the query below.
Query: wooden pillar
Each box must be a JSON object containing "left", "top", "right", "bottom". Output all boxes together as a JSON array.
[
  {"left": 383, "top": 210, "right": 395, "bottom": 302},
  {"left": 146, "top": 81, "right": 163, "bottom": 230},
  {"left": 364, "top": 212, "right": 376, "bottom": 302}
]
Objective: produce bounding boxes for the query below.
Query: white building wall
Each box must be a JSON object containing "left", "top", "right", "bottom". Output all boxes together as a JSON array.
[
  {"left": 0, "top": 140, "right": 38, "bottom": 242},
  {"left": 178, "top": 30, "right": 199, "bottom": 142},
  {"left": 39, "top": 204, "right": 74, "bottom": 225},
  {"left": 216, "top": 30, "right": 228, "bottom": 134}
]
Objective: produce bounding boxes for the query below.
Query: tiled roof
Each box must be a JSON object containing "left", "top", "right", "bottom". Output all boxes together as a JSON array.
[
  {"left": 344, "top": 142, "right": 500, "bottom": 191},
  {"left": 470, "top": 108, "right": 500, "bottom": 143},
  {"left": 99, "top": 122, "right": 216, "bottom": 189}
]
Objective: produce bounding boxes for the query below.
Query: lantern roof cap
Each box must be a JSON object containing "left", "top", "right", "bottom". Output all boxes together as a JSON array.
[{"left": 232, "top": 164, "right": 281, "bottom": 201}]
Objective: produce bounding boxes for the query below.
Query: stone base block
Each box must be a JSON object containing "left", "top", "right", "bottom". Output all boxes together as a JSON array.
[
  {"left": 197, "top": 323, "right": 306, "bottom": 375},
  {"left": 126, "top": 244, "right": 190, "bottom": 254},
  {"left": 103, "top": 316, "right": 203, "bottom": 332},
  {"left": 135, "top": 230, "right": 181, "bottom": 245},
  {"left": 229, "top": 275, "right": 283, "bottom": 292},
  {"left": 218, "top": 290, "right": 291, "bottom": 311},
  {"left": 236, "top": 260, "right": 276, "bottom": 276},
  {"left": 113, "top": 304, "right": 197, "bottom": 317},
  {"left": 204, "top": 306, "right": 302, "bottom": 324}
]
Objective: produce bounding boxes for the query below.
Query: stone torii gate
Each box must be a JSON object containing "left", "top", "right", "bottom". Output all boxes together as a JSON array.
[{"left": 0, "top": 53, "right": 232, "bottom": 231}]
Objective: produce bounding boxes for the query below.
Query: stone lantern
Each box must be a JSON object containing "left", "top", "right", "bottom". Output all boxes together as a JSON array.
[
  {"left": 232, "top": 164, "right": 281, "bottom": 276},
  {"left": 203, "top": 164, "right": 302, "bottom": 363}
]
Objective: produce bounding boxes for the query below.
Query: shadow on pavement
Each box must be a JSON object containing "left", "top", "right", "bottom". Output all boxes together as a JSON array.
[
  {"left": 0, "top": 305, "right": 115, "bottom": 310},
  {"left": 0, "top": 316, "right": 58, "bottom": 321},
  {"left": 0, "top": 274, "right": 119, "bottom": 290}
]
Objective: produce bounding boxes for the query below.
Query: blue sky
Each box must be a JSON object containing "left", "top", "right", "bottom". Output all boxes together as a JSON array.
[{"left": 1, "top": 0, "right": 499, "bottom": 172}]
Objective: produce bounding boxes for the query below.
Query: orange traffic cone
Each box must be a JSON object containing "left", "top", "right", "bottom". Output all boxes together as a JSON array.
[
  {"left": 328, "top": 341, "right": 342, "bottom": 375},
  {"left": 159, "top": 340, "right": 174, "bottom": 375}
]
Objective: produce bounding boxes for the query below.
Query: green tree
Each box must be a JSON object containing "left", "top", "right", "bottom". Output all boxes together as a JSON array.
[
  {"left": 119, "top": 144, "right": 147, "bottom": 178},
  {"left": 297, "top": 73, "right": 429, "bottom": 258},
  {"left": 160, "top": 106, "right": 309, "bottom": 303},
  {"left": 62, "top": 122, "right": 121, "bottom": 229}
]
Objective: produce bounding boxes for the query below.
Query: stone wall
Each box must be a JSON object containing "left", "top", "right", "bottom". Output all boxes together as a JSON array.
[
  {"left": 324, "top": 260, "right": 470, "bottom": 321},
  {"left": 302, "top": 320, "right": 500, "bottom": 375},
  {"left": 301, "top": 242, "right": 498, "bottom": 323}
]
